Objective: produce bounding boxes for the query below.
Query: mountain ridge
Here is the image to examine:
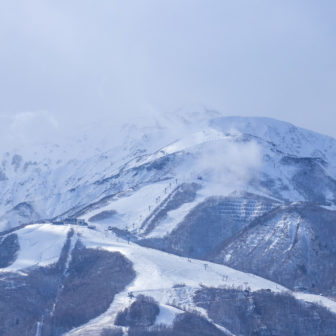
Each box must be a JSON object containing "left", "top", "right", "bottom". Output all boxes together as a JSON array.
[{"left": 1, "top": 113, "right": 336, "bottom": 335}]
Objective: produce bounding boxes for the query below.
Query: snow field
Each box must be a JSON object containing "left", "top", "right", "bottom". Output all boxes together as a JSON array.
[{"left": 2, "top": 223, "right": 70, "bottom": 272}]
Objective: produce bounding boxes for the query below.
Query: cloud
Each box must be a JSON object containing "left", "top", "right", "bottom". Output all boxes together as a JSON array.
[
  {"left": 0, "top": 111, "right": 60, "bottom": 154},
  {"left": 11, "top": 111, "right": 59, "bottom": 130},
  {"left": 190, "top": 135, "right": 262, "bottom": 194},
  {"left": 0, "top": 0, "right": 335, "bottom": 146}
]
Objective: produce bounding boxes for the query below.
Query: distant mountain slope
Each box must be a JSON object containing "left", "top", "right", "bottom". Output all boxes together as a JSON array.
[
  {"left": 213, "top": 203, "right": 336, "bottom": 296},
  {"left": 2, "top": 114, "right": 336, "bottom": 232},
  {"left": 1, "top": 223, "right": 336, "bottom": 336},
  {"left": 2, "top": 113, "right": 336, "bottom": 335}
]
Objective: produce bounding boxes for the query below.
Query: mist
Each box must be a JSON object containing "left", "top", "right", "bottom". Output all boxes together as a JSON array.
[
  {"left": 0, "top": 0, "right": 336, "bottom": 150},
  {"left": 178, "top": 137, "right": 262, "bottom": 195}
]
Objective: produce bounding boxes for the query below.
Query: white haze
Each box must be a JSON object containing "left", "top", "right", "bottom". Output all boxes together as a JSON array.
[
  {"left": 183, "top": 138, "right": 262, "bottom": 195},
  {"left": 0, "top": 0, "right": 336, "bottom": 148}
]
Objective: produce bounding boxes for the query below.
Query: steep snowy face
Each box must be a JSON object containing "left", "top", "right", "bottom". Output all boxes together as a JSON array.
[
  {"left": 1, "top": 113, "right": 336, "bottom": 232},
  {"left": 0, "top": 118, "right": 178, "bottom": 231},
  {"left": 210, "top": 116, "right": 336, "bottom": 159},
  {"left": 210, "top": 203, "right": 336, "bottom": 294}
]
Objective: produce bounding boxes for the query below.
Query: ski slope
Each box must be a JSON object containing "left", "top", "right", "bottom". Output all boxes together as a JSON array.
[
  {"left": 80, "top": 180, "right": 176, "bottom": 233},
  {"left": 1, "top": 223, "right": 70, "bottom": 273},
  {"left": 72, "top": 225, "right": 336, "bottom": 333},
  {"left": 1, "top": 222, "right": 336, "bottom": 334}
]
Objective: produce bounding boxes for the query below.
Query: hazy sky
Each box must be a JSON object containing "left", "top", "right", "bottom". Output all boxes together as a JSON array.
[{"left": 0, "top": 0, "right": 335, "bottom": 142}]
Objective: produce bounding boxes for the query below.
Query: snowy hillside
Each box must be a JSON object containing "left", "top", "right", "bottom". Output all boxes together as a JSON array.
[
  {"left": 1, "top": 113, "right": 336, "bottom": 335},
  {"left": 2, "top": 113, "right": 336, "bottom": 233},
  {"left": 1, "top": 223, "right": 336, "bottom": 336}
]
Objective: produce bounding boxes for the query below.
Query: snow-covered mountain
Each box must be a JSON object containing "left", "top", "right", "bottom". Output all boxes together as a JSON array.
[
  {"left": 2, "top": 223, "right": 336, "bottom": 336},
  {"left": 2, "top": 113, "right": 336, "bottom": 232},
  {"left": 1, "top": 112, "right": 336, "bottom": 335}
]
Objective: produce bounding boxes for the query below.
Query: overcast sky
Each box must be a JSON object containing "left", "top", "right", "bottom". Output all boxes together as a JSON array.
[{"left": 0, "top": 0, "right": 335, "bottom": 145}]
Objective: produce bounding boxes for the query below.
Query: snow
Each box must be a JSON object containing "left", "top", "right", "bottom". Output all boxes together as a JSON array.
[
  {"left": 67, "top": 225, "right": 289, "bottom": 335},
  {"left": 162, "top": 129, "right": 230, "bottom": 156},
  {"left": 146, "top": 199, "right": 202, "bottom": 238},
  {"left": 63, "top": 225, "right": 336, "bottom": 334},
  {"left": 294, "top": 292, "right": 336, "bottom": 315},
  {"left": 83, "top": 227, "right": 336, "bottom": 321},
  {"left": 2, "top": 115, "right": 336, "bottom": 233},
  {"left": 80, "top": 180, "right": 174, "bottom": 232},
  {"left": 211, "top": 116, "right": 336, "bottom": 162},
  {"left": 155, "top": 304, "right": 182, "bottom": 326},
  {"left": 1, "top": 223, "right": 70, "bottom": 272},
  {"left": 124, "top": 128, "right": 230, "bottom": 171},
  {"left": 2, "top": 222, "right": 336, "bottom": 334},
  {"left": 2, "top": 114, "right": 336, "bottom": 333},
  {"left": 78, "top": 226, "right": 286, "bottom": 294}
]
